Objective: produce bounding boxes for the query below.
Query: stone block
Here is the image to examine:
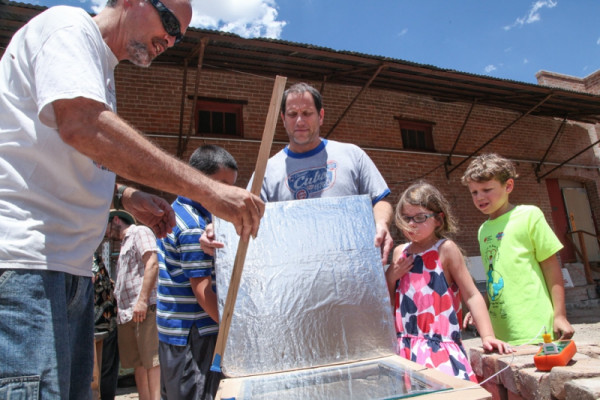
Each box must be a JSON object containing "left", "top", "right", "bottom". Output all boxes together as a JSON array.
[
  {"left": 470, "top": 347, "right": 485, "bottom": 377},
  {"left": 518, "top": 367, "right": 551, "bottom": 400},
  {"left": 565, "top": 377, "right": 600, "bottom": 400},
  {"left": 576, "top": 342, "right": 600, "bottom": 355},
  {"left": 482, "top": 353, "right": 503, "bottom": 384},
  {"left": 550, "top": 358, "right": 600, "bottom": 399},
  {"left": 507, "top": 390, "right": 526, "bottom": 400},
  {"left": 497, "top": 352, "right": 537, "bottom": 395},
  {"left": 565, "top": 286, "right": 593, "bottom": 303},
  {"left": 564, "top": 263, "right": 588, "bottom": 287},
  {"left": 481, "top": 380, "right": 508, "bottom": 400}
]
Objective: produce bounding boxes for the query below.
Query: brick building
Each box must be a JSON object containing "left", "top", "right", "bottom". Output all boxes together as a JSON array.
[{"left": 3, "top": 2, "right": 600, "bottom": 271}]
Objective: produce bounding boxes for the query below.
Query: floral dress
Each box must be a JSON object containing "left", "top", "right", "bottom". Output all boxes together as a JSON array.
[{"left": 394, "top": 239, "right": 477, "bottom": 382}]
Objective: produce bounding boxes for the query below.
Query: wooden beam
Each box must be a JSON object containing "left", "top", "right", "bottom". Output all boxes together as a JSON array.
[
  {"left": 179, "top": 37, "right": 208, "bottom": 158},
  {"left": 211, "top": 75, "right": 288, "bottom": 373},
  {"left": 446, "top": 94, "right": 553, "bottom": 176},
  {"left": 324, "top": 64, "right": 386, "bottom": 138},
  {"left": 445, "top": 99, "right": 477, "bottom": 178}
]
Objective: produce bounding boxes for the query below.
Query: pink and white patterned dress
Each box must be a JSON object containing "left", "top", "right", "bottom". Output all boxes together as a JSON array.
[{"left": 394, "top": 238, "right": 477, "bottom": 382}]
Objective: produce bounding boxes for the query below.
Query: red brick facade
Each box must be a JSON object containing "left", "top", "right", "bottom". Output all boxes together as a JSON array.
[{"left": 115, "top": 63, "right": 600, "bottom": 260}]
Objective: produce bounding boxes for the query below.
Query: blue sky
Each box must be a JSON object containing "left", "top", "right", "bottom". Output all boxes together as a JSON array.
[{"left": 34, "top": 0, "right": 599, "bottom": 84}]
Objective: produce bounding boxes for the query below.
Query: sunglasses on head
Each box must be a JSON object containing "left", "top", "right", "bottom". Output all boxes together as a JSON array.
[{"left": 147, "top": 0, "right": 184, "bottom": 44}]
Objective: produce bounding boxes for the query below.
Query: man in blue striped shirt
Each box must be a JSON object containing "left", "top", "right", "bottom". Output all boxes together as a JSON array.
[{"left": 156, "top": 145, "right": 238, "bottom": 400}]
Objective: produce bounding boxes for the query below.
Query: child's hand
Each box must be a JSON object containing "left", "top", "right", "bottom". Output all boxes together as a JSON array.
[
  {"left": 462, "top": 311, "right": 475, "bottom": 330},
  {"left": 199, "top": 223, "right": 224, "bottom": 256},
  {"left": 481, "top": 336, "right": 514, "bottom": 355},
  {"left": 386, "top": 254, "right": 414, "bottom": 282},
  {"left": 554, "top": 316, "right": 575, "bottom": 340}
]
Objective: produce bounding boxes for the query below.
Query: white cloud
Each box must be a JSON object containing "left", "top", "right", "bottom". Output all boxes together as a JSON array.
[
  {"left": 90, "top": 0, "right": 105, "bottom": 14},
  {"left": 484, "top": 64, "right": 497, "bottom": 74},
  {"left": 503, "top": 0, "right": 557, "bottom": 31},
  {"left": 90, "top": 0, "right": 286, "bottom": 39},
  {"left": 190, "top": 0, "right": 286, "bottom": 38},
  {"left": 597, "top": 37, "right": 600, "bottom": 45},
  {"left": 397, "top": 28, "right": 408, "bottom": 37},
  {"left": 523, "top": 58, "right": 529, "bottom": 64}
]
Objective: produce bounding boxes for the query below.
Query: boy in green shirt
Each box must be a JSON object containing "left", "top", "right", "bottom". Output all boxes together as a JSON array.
[{"left": 461, "top": 153, "right": 574, "bottom": 345}]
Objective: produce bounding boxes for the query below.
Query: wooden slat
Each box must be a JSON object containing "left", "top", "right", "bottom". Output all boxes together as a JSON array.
[{"left": 210, "top": 75, "right": 288, "bottom": 372}]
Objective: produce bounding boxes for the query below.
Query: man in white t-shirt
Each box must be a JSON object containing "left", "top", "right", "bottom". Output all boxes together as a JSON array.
[{"left": 0, "top": 0, "right": 264, "bottom": 398}]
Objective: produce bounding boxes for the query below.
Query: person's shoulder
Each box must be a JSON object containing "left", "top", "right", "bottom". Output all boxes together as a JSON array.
[
  {"left": 392, "top": 243, "right": 408, "bottom": 262},
  {"left": 43, "top": 6, "right": 91, "bottom": 22},
  {"left": 513, "top": 204, "right": 544, "bottom": 218},
  {"left": 438, "top": 238, "right": 462, "bottom": 257},
  {"left": 134, "top": 224, "right": 156, "bottom": 237},
  {"left": 326, "top": 139, "right": 360, "bottom": 151},
  {"left": 267, "top": 146, "right": 288, "bottom": 163},
  {"left": 439, "top": 237, "right": 458, "bottom": 249}
]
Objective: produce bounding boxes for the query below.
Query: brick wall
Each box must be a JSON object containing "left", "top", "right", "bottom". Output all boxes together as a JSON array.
[
  {"left": 114, "top": 63, "right": 600, "bottom": 258},
  {"left": 537, "top": 70, "right": 600, "bottom": 95}
]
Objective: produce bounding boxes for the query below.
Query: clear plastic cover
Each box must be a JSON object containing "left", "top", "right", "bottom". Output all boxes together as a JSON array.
[{"left": 232, "top": 357, "right": 450, "bottom": 399}]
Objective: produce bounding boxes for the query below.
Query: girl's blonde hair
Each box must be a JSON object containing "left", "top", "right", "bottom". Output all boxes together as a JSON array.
[{"left": 395, "top": 181, "right": 458, "bottom": 238}]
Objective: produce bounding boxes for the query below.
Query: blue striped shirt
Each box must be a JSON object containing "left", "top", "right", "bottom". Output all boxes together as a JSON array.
[{"left": 156, "top": 196, "right": 218, "bottom": 346}]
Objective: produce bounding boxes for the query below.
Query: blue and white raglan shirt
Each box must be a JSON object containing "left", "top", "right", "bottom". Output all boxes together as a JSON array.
[
  {"left": 250, "top": 139, "right": 390, "bottom": 204},
  {"left": 156, "top": 196, "right": 218, "bottom": 346}
]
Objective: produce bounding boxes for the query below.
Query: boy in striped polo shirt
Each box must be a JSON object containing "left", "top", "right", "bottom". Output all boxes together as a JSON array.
[{"left": 157, "top": 145, "right": 238, "bottom": 400}]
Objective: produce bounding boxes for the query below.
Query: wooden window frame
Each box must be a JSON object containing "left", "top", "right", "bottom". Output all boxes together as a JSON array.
[
  {"left": 193, "top": 98, "right": 245, "bottom": 137},
  {"left": 395, "top": 118, "right": 435, "bottom": 152}
]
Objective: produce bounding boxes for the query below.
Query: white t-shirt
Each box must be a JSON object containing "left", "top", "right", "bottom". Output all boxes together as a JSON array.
[
  {"left": 250, "top": 139, "right": 390, "bottom": 204},
  {"left": 0, "top": 6, "right": 118, "bottom": 276}
]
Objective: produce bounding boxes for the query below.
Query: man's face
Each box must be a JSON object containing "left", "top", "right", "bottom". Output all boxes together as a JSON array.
[
  {"left": 126, "top": 0, "right": 192, "bottom": 67},
  {"left": 281, "top": 91, "right": 324, "bottom": 153},
  {"left": 106, "top": 216, "right": 128, "bottom": 240},
  {"left": 210, "top": 167, "right": 238, "bottom": 186}
]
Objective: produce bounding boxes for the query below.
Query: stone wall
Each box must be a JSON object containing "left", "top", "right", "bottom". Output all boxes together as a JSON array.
[{"left": 469, "top": 341, "right": 600, "bottom": 399}]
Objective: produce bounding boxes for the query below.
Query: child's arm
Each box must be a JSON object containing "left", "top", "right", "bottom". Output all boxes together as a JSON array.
[
  {"left": 440, "top": 240, "right": 513, "bottom": 354},
  {"left": 540, "top": 254, "right": 575, "bottom": 340},
  {"left": 385, "top": 245, "right": 413, "bottom": 306},
  {"left": 190, "top": 276, "right": 220, "bottom": 323},
  {"left": 462, "top": 285, "right": 489, "bottom": 330}
]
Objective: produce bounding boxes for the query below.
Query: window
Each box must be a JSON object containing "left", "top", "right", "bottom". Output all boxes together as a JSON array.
[
  {"left": 194, "top": 98, "right": 245, "bottom": 136},
  {"left": 395, "top": 118, "right": 435, "bottom": 152}
]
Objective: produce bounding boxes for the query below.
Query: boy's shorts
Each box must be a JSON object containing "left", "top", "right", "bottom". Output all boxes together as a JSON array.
[{"left": 117, "top": 305, "right": 160, "bottom": 370}]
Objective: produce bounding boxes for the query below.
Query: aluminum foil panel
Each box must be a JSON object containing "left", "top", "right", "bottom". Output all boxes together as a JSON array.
[{"left": 214, "top": 195, "right": 397, "bottom": 378}]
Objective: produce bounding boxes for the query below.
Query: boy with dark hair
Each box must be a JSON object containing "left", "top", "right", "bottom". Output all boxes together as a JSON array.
[
  {"left": 157, "top": 145, "right": 238, "bottom": 400},
  {"left": 462, "top": 153, "right": 574, "bottom": 345}
]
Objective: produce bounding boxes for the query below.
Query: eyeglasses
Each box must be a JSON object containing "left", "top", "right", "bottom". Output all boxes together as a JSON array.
[
  {"left": 147, "top": 0, "right": 184, "bottom": 44},
  {"left": 402, "top": 213, "right": 437, "bottom": 224}
]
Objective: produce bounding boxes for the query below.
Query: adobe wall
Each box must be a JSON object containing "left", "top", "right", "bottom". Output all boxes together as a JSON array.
[{"left": 114, "top": 63, "right": 600, "bottom": 259}]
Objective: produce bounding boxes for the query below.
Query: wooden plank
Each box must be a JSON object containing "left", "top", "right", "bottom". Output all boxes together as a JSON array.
[{"left": 210, "top": 75, "right": 287, "bottom": 372}]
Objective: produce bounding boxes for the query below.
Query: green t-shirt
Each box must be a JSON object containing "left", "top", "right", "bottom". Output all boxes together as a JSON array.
[{"left": 478, "top": 205, "right": 563, "bottom": 345}]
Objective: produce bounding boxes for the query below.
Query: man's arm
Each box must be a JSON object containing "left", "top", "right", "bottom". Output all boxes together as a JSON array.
[
  {"left": 116, "top": 184, "right": 175, "bottom": 239},
  {"left": 190, "top": 276, "right": 219, "bottom": 323},
  {"left": 53, "top": 97, "right": 264, "bottom": 241},
  {"left": 132, "top": 251, "right": 159, "bottom": 323},
  {"left": 540, "top": 254, "right": 574, "bottom": 339},
  {"left": 373, "top": 200, "right": 393, "bottom": 265}
]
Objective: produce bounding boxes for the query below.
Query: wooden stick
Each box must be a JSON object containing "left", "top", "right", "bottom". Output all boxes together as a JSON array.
[{"left": 211, "top": 75, "right": 287, "bottom": 372}]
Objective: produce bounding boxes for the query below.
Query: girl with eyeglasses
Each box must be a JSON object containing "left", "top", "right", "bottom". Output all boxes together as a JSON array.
[{"left": 385, "top": 180, "right": 512, "bottom": 382}]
